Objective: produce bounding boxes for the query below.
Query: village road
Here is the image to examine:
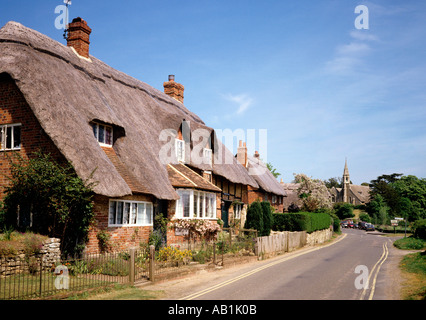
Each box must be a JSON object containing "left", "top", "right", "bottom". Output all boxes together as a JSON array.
[{"left": 144, "top": 229, "right": 405, "bottom": 300}]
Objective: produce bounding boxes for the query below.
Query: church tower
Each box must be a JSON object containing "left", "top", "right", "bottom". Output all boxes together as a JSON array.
[{"left": 342, "top": 159, "right": 350, "bottom": 203}]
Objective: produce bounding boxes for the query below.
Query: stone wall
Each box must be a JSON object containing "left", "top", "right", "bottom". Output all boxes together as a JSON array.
[{"left": 0, "top": 238, "right": 61, "bottom": 278}]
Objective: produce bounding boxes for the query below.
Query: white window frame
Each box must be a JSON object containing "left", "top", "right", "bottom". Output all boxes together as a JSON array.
[
  {"left": 175, "top": 138, "right": 185, "bottom": 163},
  {"left": 175, "top": 189, "right": 217, "bottom": 219},
  {"left": 0, "top": 123, "right": 21, "bottom": 151},
  {"left": 91, "top": 122, "right": 113, "bottom": 147},
  {"left": 203, "top": 148, "right": 212, "bottom": 166},
  {"left": 108, "top": 199, "right": 153, "bottom": 227}
]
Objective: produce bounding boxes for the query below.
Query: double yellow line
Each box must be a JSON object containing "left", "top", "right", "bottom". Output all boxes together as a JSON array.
[
  {"left": 181, "top": 233, "right": 347, "bottom": 300},
  {"left": 360, "top": 241, "right": 389, "bottom": 300}
]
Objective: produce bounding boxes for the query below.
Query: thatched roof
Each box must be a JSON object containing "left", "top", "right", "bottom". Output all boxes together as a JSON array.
[
  {"left": 247, "top": 155, "right": 286, "bottom": 196},
  {"left": 0, "top": 21, "right": 257, "bottom": 200}
]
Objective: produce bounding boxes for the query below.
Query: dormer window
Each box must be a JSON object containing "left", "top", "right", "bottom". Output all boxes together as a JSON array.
[
  {"left": 175, "top": 138, "right": 185, "bottom": 163},
  {"left": 203, "top": 148, "right": 212, "bottom": 166},
  {"left": 91, "top": 122, "right": 113, "bottom": 147}
]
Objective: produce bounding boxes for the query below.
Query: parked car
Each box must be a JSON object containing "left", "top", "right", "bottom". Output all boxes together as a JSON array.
[
  {"left": 358, "top": 221, "right": 367, "bottom": 230},
  {"left": 353, "top": 223, "right": 359, "bottom": 229},
  {"left": 365, "top": 223, "right": 375, "bottom": 231},
  {"left": 340, "top": 221, "right": 348, "bottom": 228},
  {"left": 347, "top": 221, "right": 354, "bottom": 228}
]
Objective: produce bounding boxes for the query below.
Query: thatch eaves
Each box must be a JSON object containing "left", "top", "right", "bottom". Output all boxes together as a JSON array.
[{"left": 247, "top": 155, "right": 286, "bottom": 196}]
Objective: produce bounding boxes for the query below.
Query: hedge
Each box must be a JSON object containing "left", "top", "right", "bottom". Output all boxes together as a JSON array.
[{"left": 272, "top": 212, "right": 332, "bottom": 233}]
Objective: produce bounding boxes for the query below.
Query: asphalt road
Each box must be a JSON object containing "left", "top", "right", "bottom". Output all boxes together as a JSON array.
[{"left": 177, "top": 229, "right": 400, "bottom": 300}]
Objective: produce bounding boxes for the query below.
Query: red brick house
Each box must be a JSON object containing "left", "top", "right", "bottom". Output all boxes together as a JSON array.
[{"left": 0, "top": 19, "right": 259, "bottom": 253}]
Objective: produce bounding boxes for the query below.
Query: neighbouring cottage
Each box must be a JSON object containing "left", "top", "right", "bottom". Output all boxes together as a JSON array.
[
  {"left": 280, "top": 182, "right": 303, "bottom": 212},
  {"left": 329, "top": 160, "right": 370, "bottom": 206},
  {"left": 0, "top": 19, "right": 260, "bottom": 253},
  {"left": 236, "top": 141, "right": 286, "bottom": 213}
]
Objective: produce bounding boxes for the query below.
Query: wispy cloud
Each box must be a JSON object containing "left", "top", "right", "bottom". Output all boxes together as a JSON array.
[
  {"left": 325, "top": 30, "right": 379, "bottom": 75},
  {"left": 222, "top": 93, "right": 254, "bottom": 115}
]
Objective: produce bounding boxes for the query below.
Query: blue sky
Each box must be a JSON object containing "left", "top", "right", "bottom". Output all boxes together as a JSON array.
[{"left": 2, "top": 1, "right": 426, "bottom": 185}]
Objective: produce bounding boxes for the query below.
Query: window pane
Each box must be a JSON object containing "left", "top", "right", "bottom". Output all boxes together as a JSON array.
[
  {"left": 109, "top": 201, "right": 117, "bottom": 225},
  {"left": 146, "top": 203, "right": 153, "bottom": 225},
  {"left": 0, "top": 127, "right": 4, "bottom": 150},
  {"left": 193, "top": 191, "right": 199, "bottom": 218},
  {"left": 206, "top": 193, "right": 211, "bottom": 218},
  {"left": 199, "top": 193, "right": 204, "bottom": 218},
  {"left": 91, "top": 123, "right": 98, "bottom": 139},
  {"left": 131, "top": 203, "right": 137, "bottom": 225},
  {"left": 123, "top": 202, "right": 130, "bottom": 224},
  {"left": 105, "top": 126, "right": 112, "bottom": 145},
  {"left": 116, "top": 202, "right": 123, "bottom": 224},
  {"left": 137, "top": 203, "right": 145, "bottom": 225},
  {"left": 182, "top": 192, "right": 190, "bottom": 218},
  {"left": 6, "top": 126, "right": 12, "bottom": 149},
  {"left": 13, "top": 126, "right": 21, "bottom": 149},
  {"left": 98, "top": 125, "right": 105, "bottom": 144}
]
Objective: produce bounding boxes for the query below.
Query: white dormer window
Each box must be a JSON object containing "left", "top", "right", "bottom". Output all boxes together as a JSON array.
[
  {"left": 91, "top": 122, "right": 113, "bottom": 147},
  {"left": 175, "top": 139, "right": 185, "bottom": 163},
  {"left": 203, "top": 148, "right": 212, "bottom": 166}
]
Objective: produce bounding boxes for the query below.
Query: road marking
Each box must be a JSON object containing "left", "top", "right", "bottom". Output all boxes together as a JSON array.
[
  {"left": 180, "top": 233, "right": 348, "bottom": 300},
  {"left": 359, "top": 242, "right": 389, "bottom": 300}
]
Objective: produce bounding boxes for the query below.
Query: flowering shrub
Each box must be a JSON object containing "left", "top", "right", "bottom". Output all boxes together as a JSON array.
[
  {"left": 157, "top": 246, "right": 192, "bottom": 263},
  {"left": 173, "top": 219, "right": 222, "bottom": 242}
]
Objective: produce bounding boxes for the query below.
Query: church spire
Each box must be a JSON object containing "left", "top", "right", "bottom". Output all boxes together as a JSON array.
[
  {"left": 343, "top": 158, "right": 350, "bottom": 203},
  {"left": 343, "top": 158, "right": 349, "bottom": 177}
]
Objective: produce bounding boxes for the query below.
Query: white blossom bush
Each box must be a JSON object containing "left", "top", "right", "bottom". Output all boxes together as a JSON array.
[
  {"left": 173, "top": 219, "right": 222, "bottom": 242},
  {"left": 294, "top": 173, "right": 332, "bottom": 211}
]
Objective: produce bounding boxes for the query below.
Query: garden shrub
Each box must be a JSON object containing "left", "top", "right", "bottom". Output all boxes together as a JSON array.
[
  {"left": 272, "top": 212, "right": 332, "bottom": 233},
  {"left": 244, "top": 201, "right": 264, "bottom": 235},
  {"left": 261, "top": 201, "right": 273, "bottom": 237},
  {"left": 413, "top": 219, "right": 426, "bottom": 239}
]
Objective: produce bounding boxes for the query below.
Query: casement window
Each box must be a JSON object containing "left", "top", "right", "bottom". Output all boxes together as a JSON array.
[
  {"left": 0, "top": 124, "right": 21, "bottom": 151},
  {"left": 272, "top": 195, "right": 277, "bottom": 204},
  {"left": 91, "top": 122, "right": 113, "bottom": 146},
  {"left": 108, "top": 200, "right": 153, "bottom": 227},
  {"left": 203, "top": 148, "right": 212, "bottom": 166},
  {"left": 175, "top": 139, "right": 185, "bottom": 163},
  {"left": 176, "top": 189, "right": 216, "bottom": 219}
]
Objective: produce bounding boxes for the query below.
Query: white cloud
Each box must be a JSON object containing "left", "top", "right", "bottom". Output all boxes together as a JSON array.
[{"left": 223, "top": 93, "right": 254, "bottom": 115}]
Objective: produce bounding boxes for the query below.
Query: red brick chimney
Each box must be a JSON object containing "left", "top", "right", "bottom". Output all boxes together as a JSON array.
[
  {"left": 237, "top": 140, "right": 248, "bottom": 167},
  {"left": 164, "top": 75, "right": 184, "bottom": 104},
  {"left": 67, "top": 17, "right": 92, "bottom": 58},
  {"left": 254, "top": 151, "right": 260, "bottom": 158}
]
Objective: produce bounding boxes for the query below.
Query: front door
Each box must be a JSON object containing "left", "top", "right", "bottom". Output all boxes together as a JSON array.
[{"left": 221, "top": 201, "right": 231, "bottom": 228}]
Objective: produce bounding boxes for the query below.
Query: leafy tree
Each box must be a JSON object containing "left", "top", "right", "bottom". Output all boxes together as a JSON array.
[
  {"left": 324, "top": 177, "right": 342, "bottom": 189},
  {"left": 266, "top": 162, "right": 281, "bottom": 179},
  {"left": 1, "top": 152, "right": 96, "bottom": 257},
  {"left": 333, "top": 203, "right": 355, "bottom": 220}
]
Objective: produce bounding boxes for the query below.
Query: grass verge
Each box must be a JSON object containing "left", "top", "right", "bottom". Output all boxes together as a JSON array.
[{"left": 399, "top": 251, "right": 426, "bottom": 300}]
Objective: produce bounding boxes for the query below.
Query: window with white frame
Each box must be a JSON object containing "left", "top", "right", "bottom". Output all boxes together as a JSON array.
[
  {"left": 203, "top": 148, "right": 212, "bottom": 166},
  {"left": 0, "top": 124, "right": 21, "bottom": 151},
  {"left": 108, "top": 200, "right": 153, "bottom": 227},
  {"left": 176, "top": 189, "right": 216, "bottom": 219},
  {"left": 175, "top": 139, "right": 185, "bottom": 163},
  {"left": 91, "top": 122, "right": 113, "bottom": 146}
]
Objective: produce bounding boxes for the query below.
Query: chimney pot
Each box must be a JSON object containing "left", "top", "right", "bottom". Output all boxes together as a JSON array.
[
  {"left": 164, "top": 75, "right": 184, "bottom": 104},
  {"left": 237, "top": 140, "right": 248, "bottom": 167}
]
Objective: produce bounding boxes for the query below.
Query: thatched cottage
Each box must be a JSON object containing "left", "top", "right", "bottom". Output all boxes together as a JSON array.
[{"left": 0, "top": 18, "right": 260, "bottom": 253}]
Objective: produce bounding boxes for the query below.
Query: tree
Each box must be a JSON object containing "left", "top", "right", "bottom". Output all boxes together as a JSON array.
[
  {"left": 294, "top": 173, "right": 332, "bottom": 212},
  {"left": 266, "top": 162, "right": 281, "bottom": 179},
  {"left": 334, "top": 203, "right": 355, "bottom": 220},
  {"left": 324, "top": 177, "right": 342, "bottom": 189},
  {"left": 244, "top": 201, "right": 263, "bottom": 235},
  {"left": 1, "top": 152, "right": 96, "bottom": 257}
]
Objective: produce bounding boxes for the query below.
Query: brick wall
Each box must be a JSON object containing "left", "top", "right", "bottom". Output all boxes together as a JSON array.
[{"left": 0, "top": 73, "right": 66, "bottom": 200}]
